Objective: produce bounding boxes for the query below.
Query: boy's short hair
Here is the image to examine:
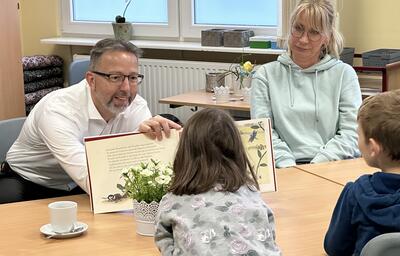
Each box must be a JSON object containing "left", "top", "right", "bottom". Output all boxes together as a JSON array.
[{"left": 358, "top": 89, "right": 400, "bottom": 160}]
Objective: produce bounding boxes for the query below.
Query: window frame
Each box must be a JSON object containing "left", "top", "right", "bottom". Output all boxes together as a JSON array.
[
  {"left": 60, "top": 0, "right": 298, "bottom": 41},
  {"left": 60, "top": 0, "right": 180, "bottom": 39}
]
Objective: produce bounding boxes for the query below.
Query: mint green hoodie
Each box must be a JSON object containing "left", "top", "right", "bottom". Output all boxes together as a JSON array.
[{"left": 250, "top": 53, "right": 361, "bottom": 168}]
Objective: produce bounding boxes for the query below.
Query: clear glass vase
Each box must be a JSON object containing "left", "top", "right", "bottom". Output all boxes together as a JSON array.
[
  {"left": 240, "top": 76, "right": 252, "bottom": 89},
  {"left": 230, "top": 76, "right": 252, "bottom": 96}
]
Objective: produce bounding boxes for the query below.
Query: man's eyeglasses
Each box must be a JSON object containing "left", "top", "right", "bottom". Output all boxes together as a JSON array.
[
  {"left": 291, "top": 25, "right": 322, "bottom": 42},
  {"left": 91, "top": 71, "right": 144, "bottom": 85}
]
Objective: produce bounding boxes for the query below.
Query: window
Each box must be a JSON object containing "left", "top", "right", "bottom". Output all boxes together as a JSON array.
[
  {"left": 61, "top": 0, "right": 179, "bottom": 38},
  {"left": 61, "top": 0, "right": 297, "bottom": 40},
  {"left": 181, "top": 0, "right": 280, "bottom": 39},
  {"left": 72, "top": 0, "right": 168, "bottom": 23},
  {"left": 194, "top": 0, "right": 277, "bottom": 26}
]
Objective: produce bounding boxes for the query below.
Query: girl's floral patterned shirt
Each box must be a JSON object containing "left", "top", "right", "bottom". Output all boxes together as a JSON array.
[{"left": 155, "top": 185, "right": 281, "bottom": 256}]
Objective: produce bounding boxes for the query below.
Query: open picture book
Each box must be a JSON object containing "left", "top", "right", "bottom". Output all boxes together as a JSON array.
[{"left": 84, "top": 118, "right": 276, "bottom": 214}]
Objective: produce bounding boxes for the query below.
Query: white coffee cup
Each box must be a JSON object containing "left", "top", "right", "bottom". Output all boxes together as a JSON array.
[{"left": 48, "top": 201, "right": 77, "bottom": 233}]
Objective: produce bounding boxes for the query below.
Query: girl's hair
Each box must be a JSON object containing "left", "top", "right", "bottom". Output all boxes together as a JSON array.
[
  {"left": 358, "top": 89, "right": 400, "bottom": 161},
  {"left": 287, "top": 0, "right": 343, "bottom": 59},
  {"left": 169, "top": 109, "right": 259, "bottom": 195}
]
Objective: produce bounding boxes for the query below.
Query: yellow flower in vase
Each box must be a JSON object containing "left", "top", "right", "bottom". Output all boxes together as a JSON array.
[
  {"left": 242, "top": 61, "right": 254, "bottom": 73},
  {"left": 239, "top": 61, "right": 255, "bottom": 89},
  {"left": 220, "top": 59, "right": 256, "bottom": 93}
]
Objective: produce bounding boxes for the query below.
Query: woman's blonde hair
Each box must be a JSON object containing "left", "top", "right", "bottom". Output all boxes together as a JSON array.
[{"left": 288, "top": 0, "right": 343, "bottom": 59}]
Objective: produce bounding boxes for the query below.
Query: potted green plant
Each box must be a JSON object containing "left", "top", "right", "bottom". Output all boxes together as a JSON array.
[
  {"left": 117, "top": 159, "right": 173, "bottom": 236},
  {"left": 112, "top": 0, "right": 133, "bottom": 41}
]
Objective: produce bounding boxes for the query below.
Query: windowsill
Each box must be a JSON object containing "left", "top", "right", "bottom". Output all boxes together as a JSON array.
[{"left": 41, "top": 37, "right": 285, "bottom": 55}]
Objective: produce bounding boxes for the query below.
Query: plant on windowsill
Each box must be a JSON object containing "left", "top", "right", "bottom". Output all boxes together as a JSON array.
[
  {"left": 117, "top": 159, "right": 173, "bottom": 236},
  {"left": 112, "top": 0, "right": 133, "bottom": 41}
]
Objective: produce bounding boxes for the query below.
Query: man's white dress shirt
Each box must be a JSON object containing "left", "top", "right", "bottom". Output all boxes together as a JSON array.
[{"left": 6, "top": 80, "right": 152, "bottom": 192}]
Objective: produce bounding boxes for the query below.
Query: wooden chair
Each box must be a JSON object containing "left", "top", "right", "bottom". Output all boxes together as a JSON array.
[
  {"left": 386, "top": 61, "right": 400, "bottom": 91},
  {"left": 353, "top": 57, "right": 400, "bottom": 97}
]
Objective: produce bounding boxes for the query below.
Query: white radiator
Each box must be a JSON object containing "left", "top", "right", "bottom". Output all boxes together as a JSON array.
[
  {"left": 74, "top": 55, "right": 232, "bottom": 123},
  {"left": 139, "top": 58, "right": 231, "bottom": 123}
]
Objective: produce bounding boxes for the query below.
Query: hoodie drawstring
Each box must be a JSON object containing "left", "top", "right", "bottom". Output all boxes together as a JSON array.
[
  {"left": 313, "top": 70, "right": 319, "bottom": 122},
  {"left": 289, "top": 65, "right": 294, "bottom": 107}
]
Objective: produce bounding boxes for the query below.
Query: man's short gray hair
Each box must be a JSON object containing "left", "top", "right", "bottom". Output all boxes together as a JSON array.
[{"left": 89, "top": 38, "right": 143, "bottom": 70}]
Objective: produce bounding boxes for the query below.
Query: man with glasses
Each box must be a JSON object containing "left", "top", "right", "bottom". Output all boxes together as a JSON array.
[
  {"left": 251, "top": 0, "right": 361, "bottom": 168},
  {"left": 1, "top": 38, "right": 181, "bottom": 203}
]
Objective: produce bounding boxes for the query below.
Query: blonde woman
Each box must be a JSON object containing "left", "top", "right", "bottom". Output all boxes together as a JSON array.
[{"left": 251, "top": 0, "right": 361, "bottom": 168}]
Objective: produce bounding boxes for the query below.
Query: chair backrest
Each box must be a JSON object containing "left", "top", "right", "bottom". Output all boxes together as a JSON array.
[
  {"left": 68, "top": 59, "right": 90, "bottom": 86},
  {"left": 360, "top": 233, "right": 400, "bottom": 256},
  {"left": 0, "top": 117, "right": 26, "bottom": 162}
]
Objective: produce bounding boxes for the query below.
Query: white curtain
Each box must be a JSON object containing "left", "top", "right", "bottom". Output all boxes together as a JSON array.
[{"left": 279, "top": 0, "right": 299, "bottom": 47}]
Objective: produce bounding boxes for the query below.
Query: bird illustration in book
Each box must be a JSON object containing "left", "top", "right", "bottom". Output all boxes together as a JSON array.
[{"left": 102, "top": 191, "right": 128, "bottom": 203}]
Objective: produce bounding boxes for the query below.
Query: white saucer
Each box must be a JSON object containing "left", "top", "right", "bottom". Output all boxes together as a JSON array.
[{"left": 40, "top": 221, "right": 88, "bottom": 239}]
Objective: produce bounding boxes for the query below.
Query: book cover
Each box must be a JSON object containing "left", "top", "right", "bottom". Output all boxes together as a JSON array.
[
  {"left": 84, "top": 130, "right": 180, "bottom": 214},
  {"left": 236, "top": 118, "right": 276, "bottom": 192},
  {"left": 85, "top": 118, "right": 276, "bottom": 214}
]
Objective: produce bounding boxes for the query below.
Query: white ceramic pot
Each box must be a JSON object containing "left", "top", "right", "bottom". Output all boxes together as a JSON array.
[{"left": 132, "top": 200, "right": 159, "bottom": 236}]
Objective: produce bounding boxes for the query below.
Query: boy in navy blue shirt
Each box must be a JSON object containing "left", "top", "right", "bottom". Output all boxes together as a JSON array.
[{"left": 324, "top": 89, "right": 400, "bottom": 256}]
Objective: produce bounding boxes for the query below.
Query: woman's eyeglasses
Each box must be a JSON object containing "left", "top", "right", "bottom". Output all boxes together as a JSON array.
[
  {"left": 91, "top": 71, "right": 144, "bottom": 85},
  {"left": 291, "top": 25, "right": 322, "bottom": 42}
]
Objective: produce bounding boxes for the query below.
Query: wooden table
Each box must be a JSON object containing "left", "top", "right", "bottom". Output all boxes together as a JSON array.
[
  {"left": 158, "top": 89, "right": 250, "bottom": 111},
  {"left": 265, "top": 167, "right": 342, "bottom": 256},
  {"left": 294, "top": 158, "right": 379, "bottom": 186},
  {"left": 0, "top": 194, "right": 158, "bottom": 256},
  {"left": 0, "top": 166, "right": 347, "bottom": 256}
]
